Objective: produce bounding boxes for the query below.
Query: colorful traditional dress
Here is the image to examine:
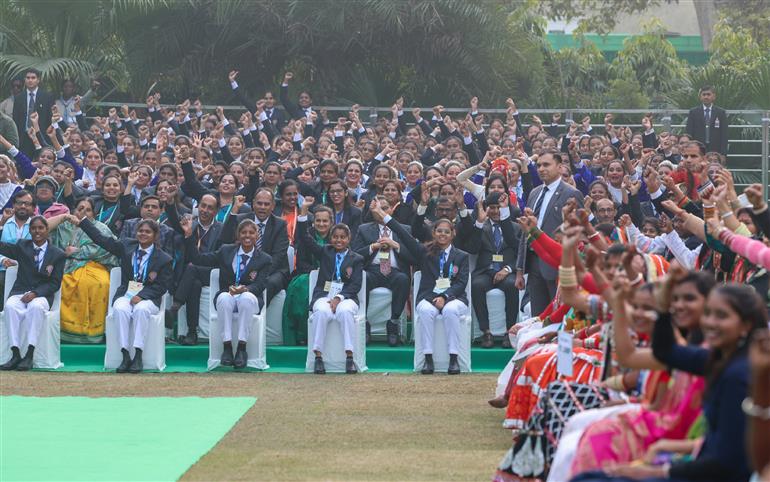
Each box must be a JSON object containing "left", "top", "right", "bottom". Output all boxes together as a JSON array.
[{"left": 51, "top": 219, "right": 119, "bottom": 343}]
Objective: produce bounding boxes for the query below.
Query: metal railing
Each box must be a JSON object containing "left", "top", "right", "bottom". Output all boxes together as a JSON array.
[{"left": 90, "top": 103, "right": 770, "bottom": 196}]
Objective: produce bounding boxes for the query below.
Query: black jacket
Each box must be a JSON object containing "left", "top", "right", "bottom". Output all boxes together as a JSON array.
[
  {"left": 685, "top": 104, "right": 729, "bottom": 155},
  {"left": 80, "top": 218, "right": 173, "bottom": 306},
  {"left": 296, "top": 218, "right": 363, "bottom": 306},
  {"left": 351, "top": 221, "right": 416, "bottom": 269},
  {"left": 467, "top": 218, "right": 520, "bottom": 275},
  {"left": 0, "top": 239, "right": 65, "bottom": 306},
  {"left": 221, "top": 212, "right": 290, "bottom": 280},
  {"left": 386, "top": 217, "right": 469, "bottom": 305},
  {"left": 184, "top": 239, "right": 272, "bottom": 308}
]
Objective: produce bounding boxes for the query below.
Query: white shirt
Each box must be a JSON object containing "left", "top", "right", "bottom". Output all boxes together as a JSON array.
[
  {"left": 369, "top": 224, "right": 399, "bottom": 270},
  {"left": 535, "top": 178, "right": 561, "bottom": 228},
  {"left": 133, "top": 244, "right": 153, "bottom": 281},
  {"left": 232, "top": 246, "right": 255, "bottom": 281},
  {"left": 32, "top": 241, "right": 47, "bottom": 271}
]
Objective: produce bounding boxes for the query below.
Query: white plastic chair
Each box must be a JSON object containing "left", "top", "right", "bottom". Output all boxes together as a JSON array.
[
  {"left": 366, "top": 287, "right": 408, "bottom": 340},
  {"left": 177, "top": 286, "right": 211, "bottom": 340},
  {"left": 305, "top": 269, "right": 367, "bottom": 373},
  {"left": 104, "top": 267, "right": 167, "bottom": 371},
  {"left": 0, "top": 265, "right": 63, "bottom": 369},
  {"left": 468, "top": 254, "right": 516, "bottom": 338},
  {"left": 412, "top": 270, "right": 472, "bottom": 373},
  {"left": 265, "top": 245, "right": 294, "bottom": 344},
  {"left": 207, "top": 268, "right": 269, "bottom": 370}
]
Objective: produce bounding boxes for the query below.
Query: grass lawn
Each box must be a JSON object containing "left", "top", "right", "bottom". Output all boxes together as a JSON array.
[{"left": 1, "top": 372, "right": 509, "bottom": 481}]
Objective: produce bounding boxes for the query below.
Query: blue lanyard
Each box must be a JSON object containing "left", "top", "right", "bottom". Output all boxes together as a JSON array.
[
  {"left": 134, "top": 250, "right": 150, "bottom": 281},
  {"left": 235, "top": 255, "right": 244, "bottom": 285},
  {"left": 439, "top": 254, "right": 452, "bottom": 279},
  {"left": 335, "top": 252, "right": 346, "bottom": 281}
]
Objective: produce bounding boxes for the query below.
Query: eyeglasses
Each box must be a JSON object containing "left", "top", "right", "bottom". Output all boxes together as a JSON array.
[
  {"left": 329, "top": 189, "right": 345, "bottom": 194},
  {"left": 14, "top": 201, "right": 32, "bottom": 206}
]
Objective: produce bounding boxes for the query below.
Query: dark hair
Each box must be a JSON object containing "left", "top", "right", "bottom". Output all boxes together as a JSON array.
[
  {"left": 158, "top": 163, "right": 178, "bottom": 177},
  {"left": 199, "top": 193, "right": 220, "bottom": 208},
  {"left": 426, "top": 218, "right": 455, "bottom": 256},
  {"left": 605, "top": 242, "right": 627, "bottom": 258},
  {"left": 704, "top": 284, "right": 766, "bottom": 390},
  {"left": 313, "top": 205, "right": 333, "bottom": 219},
  {"left": 484, "top": 172, "right": 510, "bottom": 197},
  {"left": 699, "top": 85, "right": 715, "bottom": 93},
  {"left": 13, "top": 189, "right": 34, "bottom": 206},
  {"left": 318, "top": 159, "right": 339, "bottom": 176},
  {"left": 253, "top": 187, "right": 275, "bottom": 203},
  {"left": 24, "top": 68, "right": 41, "bottom": 78},
  {"left": 135, "top": 219, "right": 160, "bottom": 238},
  {"left": 277, "top": 179, "right": 299, "bottom": 197},
  {"left": 382, "top": 179, "right": 402, "bottom": 195},
  {"left": 237, "top": 218, "right": 257, "bottom": 234},
  {"left": 29, "top": 215, "right": 48, "bottom": 228},
  {"left": 96, "top": 163, "right": 120, "bottom": 178},
  {"left": 330, "top": 223, "right": 351, "bottom": 238},
  {"left": 642, "top": 216, "right": 661, "bottom": 235},
  {"left": 76, "top": 197, "right": 95, "bottom": 211},
  {"left": 140, "top": 194, "right": 161, "bottom": 207},
  {"left": 683, "top": 141, "right": 707, "bottom": 156}
]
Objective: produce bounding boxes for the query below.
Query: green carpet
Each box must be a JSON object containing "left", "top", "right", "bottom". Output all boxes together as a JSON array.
[
  {"left": 0, "top": 396, "right": 255, "bottom": 481},
  {"left": 54, "top": 343, "right": 512, "bottom": 373}
]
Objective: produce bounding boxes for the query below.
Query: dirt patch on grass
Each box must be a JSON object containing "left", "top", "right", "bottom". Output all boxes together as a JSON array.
[{"left": 1, "top": 372, "right": 510, "bottom": 481}]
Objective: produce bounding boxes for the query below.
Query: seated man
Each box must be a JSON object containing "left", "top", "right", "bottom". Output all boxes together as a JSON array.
[
  {"left": 164, "top": 193, "right": 225, "bottom": 344},
  {"left": 351, "top": 195, "right": 416, "bottom": 345},
  {"left": 0, "top": 215, "right": 66, "bottom": 371},
  {"left": 468, "top": 192, "right": 521, "bottom": 348}
]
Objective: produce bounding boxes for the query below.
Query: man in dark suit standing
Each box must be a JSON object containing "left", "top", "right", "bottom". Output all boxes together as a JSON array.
[
  {"left": 686, "top": 85, "right": 728, "bottom": 156},
  {"left": 351, "top": 195, "right": 416, "bottom": 346},
  {"left": 468, "top": 192, "right": 521, "bottom": 348},
  {"left": 280, "top": 72, "right": 313, "bottom": 120},
  {"left": 12, "top": 69, "right": 54, "bottom": 157},
  {"left": 516, "top": 151, "right": 583, "bottom": 316}
]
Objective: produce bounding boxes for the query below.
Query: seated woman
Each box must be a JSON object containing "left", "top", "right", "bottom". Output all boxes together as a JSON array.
[
  {"left": 181, "top": 218, "right": 271, "bottom": 369},
  {"left": 370, "top": 199, "right": 469, "bottom": 375},
  {"left": 47, "top": 198, "right": 119, "bottom": 343},
  {"left": 74, "top": 216, "right": 173, "bottom": 374},
  {"left": 0, "top": 216, "right": 66, "bottom": 371},
  {"left": 283, "top": 199, "right": 332, "bottom": 346},
  {"left": 296, "top": 213, "right": 363, "bottom": 375}
]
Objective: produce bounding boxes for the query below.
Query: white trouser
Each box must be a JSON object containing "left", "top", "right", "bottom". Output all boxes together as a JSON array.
[
  {"left": 5, "top": 294, "right": 50, "bottom": 348},
  {"left": 416, "top": 299, "right": 468, "bottom": 356},
  {"left": 215, "top": 292, "right": 260, "bottom": 343},
  {"left": 113, "top": 297, "right": 159, "bottom": 350},
  {"left": 311, "top": 297, "right": 358, "bottom": 354}
]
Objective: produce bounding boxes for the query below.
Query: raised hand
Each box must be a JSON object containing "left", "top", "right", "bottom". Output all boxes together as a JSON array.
[
  {"left": 744, "top": 183, "right": 766, "bottom": 210},
  {"left": 229, "top": 70, "right": 239, "bottom": 83},
  {"left": 179, "top": 215, "right": 193, "bottom": 238},
  {"left": 283, "top": 72, "right": 293, "bottom": 83}
]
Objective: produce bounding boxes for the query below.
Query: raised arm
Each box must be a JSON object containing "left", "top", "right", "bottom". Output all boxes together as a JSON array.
[{"left": 74, "top": 217, "right": 123, "bottom": 257}]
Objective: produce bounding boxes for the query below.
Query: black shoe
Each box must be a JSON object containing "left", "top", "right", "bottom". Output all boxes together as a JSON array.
[
  {"left": 481, "top": 331, "right": 494, "bottom": 349},
  {"left": 386, "top": 320, "right": 399, "bottom": 347},
  {"left": 221, "top": 342, "right": 234, "bottom": 366},
  {"left": 233, "top": 342, "right": 247, "bottom": 369},
  {"left": 314, "top": 357, "right": 326, "bottom": 374},
  {"left": 129, "top": 349, "right": 143, "bottom": 373},
  {"left": 365, "top": 322, "right": 371, "bottom": 345},
  {"left": 448, "top": 354, "right": 460, "bottom": 375},
  {"left": 0, "top": 347, "right": 22, "bottom": 371},
  {"left": 501, "top": 335, "right": 512, "bottom": 349},
  {"left": 164, "top": 309, "right": 178, "bottom": 329},
  {"left": 15, "top": 346, "right": 34, "bottom": 371},
  {"left": 179, "top": 330, "right": 198, "bottom": 346},
  {"left": 346, "top": 356, "right": 357, "bottom": 374},
  {"left": 117, "top": 348, "right": 131, "bottom": 373},
  {"left": 421, "top": 354, "right": 434, "bottom": 375}
]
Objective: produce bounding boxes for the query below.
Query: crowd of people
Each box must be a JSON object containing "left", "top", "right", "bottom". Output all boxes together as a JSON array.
[{"left": 0, "top": 67, "right": 768, "bottom": 479}]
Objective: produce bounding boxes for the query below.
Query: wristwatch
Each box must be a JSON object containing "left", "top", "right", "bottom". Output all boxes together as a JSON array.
[{"left": 742, "top": 397, "right": 770, "bottom": 420}]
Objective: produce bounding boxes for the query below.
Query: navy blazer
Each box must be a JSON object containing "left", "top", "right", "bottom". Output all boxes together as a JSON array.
[
  {"left": 165, "top": 203, "right": 224, "bottom": 257},
  {"left": 351, "top": 221, "right": 416, "bottom": 269},
  {"left": 221, "top": 212, "right": 290, "bottom": 279},
  {"left": 467, "top": 218, "right": 521, "bottom": 275},
  {"left": 79, "top": 218, "right": 173, "bottom": 306},
  {"left": 296, "top": 219, "right": 363, "bottom": 306},
  {"left": 0, "top": 239, "right": 65, "bottom": 306},
  {"left": 184, "top": 238, "right": 272, "bottom": 309},
  {"left": 386, "top": 217, "right": 469, "bottom": 305}
]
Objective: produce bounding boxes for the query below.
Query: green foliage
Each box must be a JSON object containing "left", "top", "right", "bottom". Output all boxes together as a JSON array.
[
  {"left": 610, "top": 20, "right": 688, "bottom": 104},
  {"left": 605, "top": 78, "right": 649, "bottom": 109},
  {"left": 534, "top": 0, "right": 667, "bottom": 34}
]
